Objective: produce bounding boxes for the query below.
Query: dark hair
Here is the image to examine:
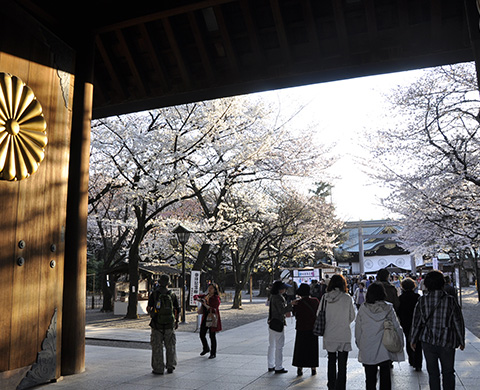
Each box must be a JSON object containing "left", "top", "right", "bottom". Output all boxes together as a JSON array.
[
  {"left": 401, "top": 277, "right": 416, "bottom": 291},
  {"left": 424, "top": 270, "right": 445, "bottom": 291},
  {"left": 376, "top": 268, "right": 390, "bottom": 282},
  {"left": 327, "top": 274, "right": 348, "bottom": 292},
  {"left": 271, "top": 280, "right": 287, "bottom": 295},
  {"left": 365, "top": 282, "right": 386, "bottom": 303},
  {"left": 358, "top": 282, "right": 365, "bottom": 288},
  {"left": 208, "top": 283, "right": 219, "bottom": 295},
  {"left": 159, "top": 274, "right": 170, "bottom": 286},
  {"left": 296, "top": 283, "right": 311, "bottom": 297}
]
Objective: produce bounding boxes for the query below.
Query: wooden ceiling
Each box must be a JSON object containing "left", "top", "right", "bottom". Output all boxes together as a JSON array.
[{"left": 16, "top": 1, "right": 476, "bottom": 119}]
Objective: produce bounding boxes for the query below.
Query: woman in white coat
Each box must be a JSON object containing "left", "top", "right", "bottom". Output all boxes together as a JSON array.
[
  {"left": 355, "top": 282, "right": 404, "bottom": 390},
  {"left": 321, "top": 274, "right": 356, "bottom": 390}
]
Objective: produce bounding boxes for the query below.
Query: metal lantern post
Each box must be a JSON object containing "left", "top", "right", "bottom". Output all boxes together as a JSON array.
[{"left": 172, "top": 224, "right": 191, "bottom": 323}]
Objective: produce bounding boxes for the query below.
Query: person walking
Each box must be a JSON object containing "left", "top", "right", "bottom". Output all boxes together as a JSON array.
[
  {"left": 397, "top": 277, "right": 423, "bottom": 371},
  {"left": 286, "top": 278, "right": 298, "bottom": 303},
  {"left": 321, "top": 274, "right": 356, "bottom": 390},
  {"left": 197, "top": 283, "right": 222, "bottom": 359},
  {"left": 376, "top": 268, "right": 400, "bottom": 312},
  {"left": 147, "top": 274, "right": 180, "bottom": 375},
  {"left": 355, "top": 282, "right": 404, "bottom": 390},
  {"left": 410, "top": 270, "right": 465, "bottom": 390},
  {"left": 353, "top": 282, "right": 367, "bottom": 310},
  {"left": 291, "top": 283, "right": 320, "bottom": 376},
  {"left": 267, "top": 280, "right": 293, "bottom": 374},
  {"left": 443, "top": 275, "right": 459, "bottom": 304}
]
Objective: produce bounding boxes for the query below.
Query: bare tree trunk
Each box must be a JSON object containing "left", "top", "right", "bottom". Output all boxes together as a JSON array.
[
  {"left": 474, "top": 250, "right": 480, "bottom": 302},
  {"left": 126, "top": 248, "right": 140, "bottom": 319},
  {"left": 192, "top": 243, "right": 210, "bottom": 271},
  {"left": 232, "top": 285, "right": 243, "bottom": 309}
]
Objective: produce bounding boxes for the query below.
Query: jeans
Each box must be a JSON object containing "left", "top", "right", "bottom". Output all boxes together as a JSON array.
[
  {"left": 327, "top": 351, "right": 348, "bottom": 390},
  {"left": 199, "top": 321, "right": 217, "bottom": 355},
  {"left": 364, "top": 360, "right": 391, "bottom": 390},
  {"left": 422, "top": 342, "right": 456, "bottom": 390},
  {"left": 268, "top": 328, "right": 285, "bottom": 370}
]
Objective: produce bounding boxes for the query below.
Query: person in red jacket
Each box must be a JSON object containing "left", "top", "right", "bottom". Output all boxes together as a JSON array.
[{"left": 197, "top": 283, "right": 222, "bottom": 359}]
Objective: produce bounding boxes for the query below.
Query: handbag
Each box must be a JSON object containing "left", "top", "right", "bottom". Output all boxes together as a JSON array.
[
  {"left": 268, "top": 318, "right": 284, "bottom": 332},
  {"left": 382, "top": 316, "right": 403, "bottom": 353},
  {"left": 313, "top": 296, "right": 327, "bottom": 336},
  {"left": 206, "top": 310, "right": 218, "bottom": 328}
]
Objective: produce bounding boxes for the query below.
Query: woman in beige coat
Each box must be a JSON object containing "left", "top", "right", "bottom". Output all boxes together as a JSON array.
[{"left": 320, "top": 274, "right": 356, "bottom": 390}]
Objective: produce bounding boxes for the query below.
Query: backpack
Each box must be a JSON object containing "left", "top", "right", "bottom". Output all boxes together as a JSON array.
[{"left": 153, "top": 290, "right": 175, "bottom": 326}]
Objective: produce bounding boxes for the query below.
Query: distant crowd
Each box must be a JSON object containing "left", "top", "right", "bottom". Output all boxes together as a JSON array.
[{"left": 266, "top": 269, "right": 464, "bottom": 390}]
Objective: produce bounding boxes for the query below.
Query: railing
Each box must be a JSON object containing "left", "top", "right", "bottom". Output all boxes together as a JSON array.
[{"left": 86, "top": 293, "right": 104, "bottom": 309}]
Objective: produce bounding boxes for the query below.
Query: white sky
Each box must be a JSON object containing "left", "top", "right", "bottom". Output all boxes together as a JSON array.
[{"left": 257, "top": 68, "right": 428, "bottom": 222}]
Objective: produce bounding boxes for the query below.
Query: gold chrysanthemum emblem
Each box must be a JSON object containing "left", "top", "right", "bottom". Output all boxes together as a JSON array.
[{"left": 0, "top": 73, "right": 47, "bottom": 181}]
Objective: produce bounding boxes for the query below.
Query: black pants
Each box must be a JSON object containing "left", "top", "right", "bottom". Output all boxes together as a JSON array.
[
  {"left": 327, "top": 351, "right": 348, "bottom": 390},
  {"left": 364, "top": 360, "right": 391, "bottom": 390},
  {"left": 404, "top": 331, "right": 423, "bottom": 369},
  {"left": 199, "top": 321, "right": 217, "bottom": 355}
]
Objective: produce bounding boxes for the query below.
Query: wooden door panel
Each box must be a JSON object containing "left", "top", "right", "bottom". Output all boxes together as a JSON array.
[{"left": 0, "top": 17, "right": 74, "bottom": 383}]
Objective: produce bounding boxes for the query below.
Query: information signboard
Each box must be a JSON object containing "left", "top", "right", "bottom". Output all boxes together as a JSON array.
[{"left": 190, "top": 270, "right": 201, "bottom": 305}]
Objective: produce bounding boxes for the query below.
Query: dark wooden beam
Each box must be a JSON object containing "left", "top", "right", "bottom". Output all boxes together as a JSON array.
[
  {"left": 300, "top": 0, "right": 320, "bottom": 53},
  {"left": 270, "top": 0, "right": 292, "bottom": 66},
  {"left": 115, "top": 29, "right": 147, "bottom": 97},
  {"left": 364, "top": 0, "right": 378, "bottom": 45},
  {"left": 95, "top": 35, "right": 126, "bottom": 101},
  {"left": 240, "top": 0, "right": 266, "bottom": 67},
  {"left": 162, "top": 17, "right": 192, "bottom": 87},
  {"left": 213, "top": 5, "right": 240, "bottom": 75},
  {"left": 62, "top": 33, "right": 94, "bottom": 377},
  {"left": 96, "top": 0, "right": 237, "bottom": 33},
  {"left": 331, "top": 0, "right": 349, "bottom": 59},
  {"left": 138, "top": 23, "right": 170, "bottom": 92},
  {"left": 188, "top": 11, "right": 215, "bottom": 82}
]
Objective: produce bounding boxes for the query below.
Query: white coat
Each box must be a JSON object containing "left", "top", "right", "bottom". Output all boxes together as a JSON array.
[
  {"left": 355, "top": 301, "right": 405, "bottom": 365},
  {"left": 320, "top": 289, "right": 356, "bottom": 352}
]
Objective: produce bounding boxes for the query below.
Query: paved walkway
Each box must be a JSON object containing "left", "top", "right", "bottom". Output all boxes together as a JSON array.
[{"left": 36, "top": 313, "right": 480, "bottom": 390}]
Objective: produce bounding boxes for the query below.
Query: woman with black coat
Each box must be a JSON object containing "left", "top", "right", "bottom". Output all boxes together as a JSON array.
[
  {"left": 397, "top": 277, "right": 422, "bottom": 371},
  {"left": 291, "top": 283, "right": 320, "bottom": 376}
]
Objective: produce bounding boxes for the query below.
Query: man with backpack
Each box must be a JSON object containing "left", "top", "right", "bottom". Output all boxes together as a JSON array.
[{"left": 147, "top": 274, "right": 180, "bottom": 375}]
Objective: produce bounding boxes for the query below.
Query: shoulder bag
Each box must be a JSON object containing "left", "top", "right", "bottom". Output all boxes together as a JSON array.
[
  {"left": 313, "top": 296, "right": 327, "bottom": 336},
  {"left": 382, "top": 308, "right": 403, "bottom": 353},
  {"left": 206, "top": 309, "right": 218, "bottom": 328}
]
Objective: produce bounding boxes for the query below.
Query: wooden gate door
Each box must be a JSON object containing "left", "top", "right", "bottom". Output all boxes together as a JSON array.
[{"left": 0, "top": 6, "right": 74, "bottom": 389}]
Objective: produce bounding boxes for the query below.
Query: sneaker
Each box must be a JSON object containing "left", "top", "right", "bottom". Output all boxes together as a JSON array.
[{"left": 275, "top": 368, "right": 288, "bottom": 374}]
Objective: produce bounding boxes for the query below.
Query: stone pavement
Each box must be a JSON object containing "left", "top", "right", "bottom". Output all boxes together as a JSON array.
[{"left": 35, "top": 313, "right": 480, "bottom": 390}]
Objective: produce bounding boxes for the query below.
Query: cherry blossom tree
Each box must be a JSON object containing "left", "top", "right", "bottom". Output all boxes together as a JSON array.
[
  {"left": 366, "top": 62, "right": 480, "bottom": 298},
  {"left": 89, "top": 95, "right": 338, "bottom": 316}
]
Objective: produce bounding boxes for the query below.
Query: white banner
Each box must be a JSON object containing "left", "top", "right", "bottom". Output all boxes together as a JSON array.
[
  {"left": 362, "top": 254, "right": 413, "bottom": 272},
  {"left": 189, "top": 270, "right": 201, "bottom": 306}
]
